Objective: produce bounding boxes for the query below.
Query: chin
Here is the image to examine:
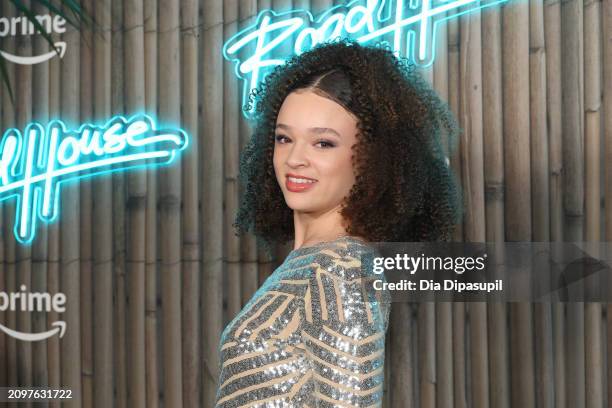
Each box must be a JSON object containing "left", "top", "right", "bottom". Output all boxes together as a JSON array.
[
  {"left": 284, "top": 201, "right": 313, "bottom": 212},
  {"left": 283, "top": 198, "right": 319, "bottom": 213}
]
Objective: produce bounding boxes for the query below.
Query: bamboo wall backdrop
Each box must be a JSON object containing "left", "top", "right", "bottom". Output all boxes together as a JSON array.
[{"left": 0, "top": 0, "right": 610, "bottom": 407}]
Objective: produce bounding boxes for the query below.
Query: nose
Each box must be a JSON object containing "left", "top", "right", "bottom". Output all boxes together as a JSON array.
[{"left": 286, "top": 140, "right": 309, "bottom": 168}]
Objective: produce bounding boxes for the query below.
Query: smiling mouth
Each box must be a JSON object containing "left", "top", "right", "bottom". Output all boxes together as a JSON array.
[
  {"left": 285, "top": 176, "right": 317, "bottom": 192},
  {"left": 287, "top": 176, "right": 316, "bottom": 184}
]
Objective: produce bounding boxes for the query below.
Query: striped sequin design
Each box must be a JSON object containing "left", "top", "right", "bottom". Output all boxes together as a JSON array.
[{"left": 215, "top": 236, "right": 390, "bottom": 408}]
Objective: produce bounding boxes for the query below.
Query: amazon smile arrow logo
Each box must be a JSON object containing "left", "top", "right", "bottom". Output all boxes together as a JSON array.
[
  {"left": 0, "top": 41, "right": 66, "bottom": 65},
  {"left": 0, "top": 13, "right": 68, "bottom": 66},
  {"left": 0, "top": 285, "right": 67, "bottom": 342},
  {"left": 0, "top": 320, "right": 66, "bottom": 342}
]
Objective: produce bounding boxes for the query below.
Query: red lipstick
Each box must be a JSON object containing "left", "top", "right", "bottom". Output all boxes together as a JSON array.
[{"left": 285, "top": 174, "right": 317, "bottom": 192}]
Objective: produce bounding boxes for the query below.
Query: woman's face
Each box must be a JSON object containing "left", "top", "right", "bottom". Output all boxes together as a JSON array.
[{"left": 273, "top": 89, "right": 359, "bottom": 216}]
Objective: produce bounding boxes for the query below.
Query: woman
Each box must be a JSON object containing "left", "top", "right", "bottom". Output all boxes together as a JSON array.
[{"left": 215, "top": 40, "right": 460, "bottom": 407}]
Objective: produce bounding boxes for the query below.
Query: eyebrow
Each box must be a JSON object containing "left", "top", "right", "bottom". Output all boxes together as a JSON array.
[{"left": 276, "top": 123, "right": 342, "bottom": 138}]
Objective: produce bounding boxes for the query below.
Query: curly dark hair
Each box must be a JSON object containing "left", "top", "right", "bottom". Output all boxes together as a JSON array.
[{"left": 234, "top": 39, "right": 462, "bottom": 247}]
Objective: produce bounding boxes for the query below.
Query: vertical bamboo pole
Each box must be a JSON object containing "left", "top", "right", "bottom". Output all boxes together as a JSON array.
[
  {"left": 111, "top": 0, "right": 128, "bottom": 405},
  {"left": 60, "top": 0, "right": 82, "bottom": 405},
  {"left": 605, "top": 0, "right": 612, "bottom": 243},
  {"left": 447, "top": 18, "right": 463, "bottom": 241},
  {"left": 124, "top": 0, "right": 147, "bottom": 406},
  {"left": 508, "top": 274, "right": 536, "bottom": 408},
  {"left": 468, "top": 303, "right": 488, "bottom": 408},
  {"left": 92, "top": 0, "right": 113, "bottom": 405},
  {"left": 390, "top": 304, "right": 415, "bottom": 407},
  {"left": 272, "top": 0, "right": 296, "bottom": 293},
  {"left": 260, "top": 0, "right": 284, "bottom": 275},
  {"left": 181, "top": 0, "right": 201, "bottom": 406},
  {"left": 503, "top": 0, "right": 532, "bottom": 242},
  {"left": 583, "top": 2, "right": 602, "bottom": 408},
  {"left": 268, "top": 0, "right": 294, "bottom": 274},
  {"left": 459, "top": 9, "right": 488, "bottom": 408},
  {"left": 0, "top": 248, "right": 3, "bottom": 385},
  {"left": 534, "top": 302, "right": 554, "bottom": 408},
  {"left": 544, "top": 2, "right": 565, "bottom": 406},
  {"left": 433, "top": 14, "right": 449, "bottom": 154},
  {"left": 447, "top": 17, "right": 467, "bottom": 408},
  {"left": 530, "top": 0, "right": 550, "bottom": 243},
  {"left": 383, "top": 335, "right": 391, "bottom": 408},
  {"left": 585, "top": 300, "right": 603, "bottom": 408},
  {"left": 488, "top": 300, "right": 510, "bottom": 408},
  {"left": 0, "top": 47, "right": 4, "bottom": 382},
  {"left": 143, "top": 0, "right": 159, "bottom": 405},
  {"left": 545, "top": 0, "right": 563, "bottom": 243},
  {"left": 201, "top": 0, "right": 224, "bottom": 405},
  {"left": 0, "top": 74, "right": 5, "bottom": 388},
  {"left": 79, "top": 1, "right": 94, "bottom": 406},
  {"left": 482, "top": 7, "right": 507, "bottom": 245},
  {"left": 418, "top": 11, "right": 435, "bottom": 405},
  {"left": 503, "top": 1, "right": 535, "bottom": 408},
  {"left": 433, "top": 15, "right": 453, "bottom": 408},
  {"left": 482, "top": 5, "right": 508, "bottom": 407},
  {"left": 565, "top": 302, "right": 586, "bottom": 408},
  {"left": 534, "top": 294, "right": 554, "bottom": 408},
  {"left": 603, "top": 1, "right": 612, "bottom": 406},
  {"left": 452, "top": 303, "right": 467, "bottom": 408},
  {"left": 253, "top": 0, "right": 276, "bottom": 287},
  {"left": 530, "top": 2, "right": 554, "bottom": 408},
  {"left": 225, "top": 0, "right": 242, "bottom": 324},
  {"left": 240, "top": 0, "right": 268, "bottom": 300},
  {"left": 561, "top": 0, "right": 584, "bottom": 242},
  {"left": 554, "top": 301, "right": 567, "bottom": 408},
  {"left": 15, "top": 1, "right": 33, "bottom": 396},
  {"left": 561, "top": 1, "right": 585, "bottom": 408},
  {"left": 584, "top": 1, "right": 601, "bottom": 243},
  {"left": 32, "top": 0, "right": 52, "bottom": 392},
  {"left": 47, "top": 20, "right": 61, "bottom": 408},
  {"left": 604, "top": 4, "right": 612, "bottom": 407},
  {"left": 3, "top": 213, "right": 17, "bottom": 397},
  {"left": 292, "top": 0, "right": 312, "bottom": 40},
  {"left": 417, "top": 303, "right": 435, "bottom": 408},
  {"left": 0, "top": 25, "right": 4, "bottom": 380},
  {"left": 1, "top": 2, "right": 17, "bottom": 394},
  {"left": 159, "top": 0, "right": 183, "bottom": 404},
  {"left": 413, "top": 313, "right": 420, "bottom": 405},
  {"left": 435, "top": 301, "right": 453, "bottom": 408}
]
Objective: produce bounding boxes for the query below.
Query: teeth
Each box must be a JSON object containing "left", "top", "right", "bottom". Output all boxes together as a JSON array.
[{"left": 288, "top": 177, "right": 316, "bottom": 184}]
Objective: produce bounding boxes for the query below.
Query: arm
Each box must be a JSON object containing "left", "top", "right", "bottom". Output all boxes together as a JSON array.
[{"left": 301, "top": 250, "right": 389, "bottom": 407}]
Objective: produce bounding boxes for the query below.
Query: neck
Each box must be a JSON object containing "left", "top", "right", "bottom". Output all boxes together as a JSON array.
[{"left": 292, "top": 205, "right": 349, "bottom": 250}]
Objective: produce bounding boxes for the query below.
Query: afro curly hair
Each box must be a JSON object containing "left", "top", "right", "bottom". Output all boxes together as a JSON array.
[{"left": 234, "top": 39, "right": 462, "bottom": 248}]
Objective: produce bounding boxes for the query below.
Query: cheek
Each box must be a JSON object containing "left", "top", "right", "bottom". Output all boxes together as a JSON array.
[
  {"left": 321, "top": 151, "right": 356, "bottom": 188},
  {"left": 272, "top": 147, "right": 281, "bottom": 174}
]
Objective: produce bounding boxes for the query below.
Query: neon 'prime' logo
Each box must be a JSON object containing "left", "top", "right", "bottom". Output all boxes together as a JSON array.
[
  {"left": 224, "top": 0, "right": 508, "bottom": 117},
  {"left": 0, "top": 114, "right": 188, "bottom": 244}
]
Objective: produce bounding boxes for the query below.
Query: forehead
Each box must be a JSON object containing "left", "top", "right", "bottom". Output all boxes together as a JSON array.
[{"left": 276, "top": 90, "right": 358, "bottom": 133}]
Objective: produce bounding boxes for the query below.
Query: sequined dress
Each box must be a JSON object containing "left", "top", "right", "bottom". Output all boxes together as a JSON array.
[{"left": 215, "top": 236, "right": 391, "bottom": 408}]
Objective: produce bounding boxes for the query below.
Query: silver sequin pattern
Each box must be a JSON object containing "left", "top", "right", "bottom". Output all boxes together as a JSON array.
[{"left": 214, "top": 237, "right": 391, "bottom": 407}]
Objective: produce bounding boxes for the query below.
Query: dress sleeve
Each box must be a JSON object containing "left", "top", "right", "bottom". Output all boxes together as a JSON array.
[{"left": 300, "top": 246, "right": 389, "bottom": 407}]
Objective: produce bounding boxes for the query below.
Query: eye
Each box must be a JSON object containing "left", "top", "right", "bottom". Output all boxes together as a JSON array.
[
  {"left": 275, "top": 134, "right": 290, "bottom": 144},
  {"left": 315, "top": 139, "right": 336, "bottom": 149}
]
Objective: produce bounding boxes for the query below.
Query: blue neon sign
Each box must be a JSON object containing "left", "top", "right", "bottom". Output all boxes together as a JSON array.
[
  {"left": 224, "top": 0, "right": 508, "bottom": 117},
  {"left": 0, "top": 114, "right": 188, "bottom": 244}
]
